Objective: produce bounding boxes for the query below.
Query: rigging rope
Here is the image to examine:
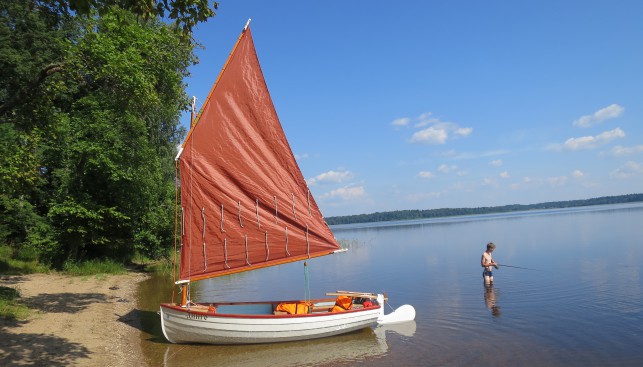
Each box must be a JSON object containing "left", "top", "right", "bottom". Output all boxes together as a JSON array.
[{"left": 304, "top": 261, "right": 311, "bottom": 303}]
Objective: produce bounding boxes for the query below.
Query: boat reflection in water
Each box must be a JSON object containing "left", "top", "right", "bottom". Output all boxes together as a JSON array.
[{"left": 161, "top": 322, "right": 416, "bottom": 367}]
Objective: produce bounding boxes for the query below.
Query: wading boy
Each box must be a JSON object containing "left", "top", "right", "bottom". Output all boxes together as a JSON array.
[{"left": 481, "top": 242, "right": 498, "bottom": 284}]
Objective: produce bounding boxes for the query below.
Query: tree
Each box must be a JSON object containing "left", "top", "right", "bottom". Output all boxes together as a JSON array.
[
  {"left": 50, "top": 0, "right": 217, "bottom": 33},
  {"left": 1, "top": 0, "right": 194, "bottom": 266}
]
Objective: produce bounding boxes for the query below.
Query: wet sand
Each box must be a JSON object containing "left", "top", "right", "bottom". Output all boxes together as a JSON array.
[{"left": 0, "top": 272, "right": 148, "bottom": 366}]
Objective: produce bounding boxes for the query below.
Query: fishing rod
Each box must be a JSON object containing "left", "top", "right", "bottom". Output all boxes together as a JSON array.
[{"left": 497, "top": 264, "right": 538, "bottom": 271}]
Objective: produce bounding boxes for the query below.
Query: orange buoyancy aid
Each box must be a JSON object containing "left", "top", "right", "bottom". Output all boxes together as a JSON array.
[
  {"left": 330, "top": 295, "right": 353, "bottom": 312},
  {"left": 275, "top": 302, "right": 310, "bottom": 314}
]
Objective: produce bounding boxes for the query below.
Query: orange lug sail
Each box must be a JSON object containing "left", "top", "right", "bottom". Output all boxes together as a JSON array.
[{"left": 177, "top": 27, "right": 341, "bottom": 282}]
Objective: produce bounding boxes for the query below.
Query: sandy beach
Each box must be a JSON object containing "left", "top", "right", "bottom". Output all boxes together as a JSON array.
[{"left": 0, "top": 272, "right": 148, "bottom": 367}]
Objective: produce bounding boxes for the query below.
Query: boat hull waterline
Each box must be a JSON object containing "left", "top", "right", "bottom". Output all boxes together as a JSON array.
[{"left": 160, "top": 301, "right": 383, "bottom": 344}]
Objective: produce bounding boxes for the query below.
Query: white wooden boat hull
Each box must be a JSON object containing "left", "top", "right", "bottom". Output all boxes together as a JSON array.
[{"left": 159, "top": 302, "right": 381, "bottom": 345}]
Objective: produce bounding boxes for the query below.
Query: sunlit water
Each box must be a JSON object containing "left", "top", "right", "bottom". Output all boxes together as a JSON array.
[{"left": 137, "top": 203, "right": 643, "bottom": 366}]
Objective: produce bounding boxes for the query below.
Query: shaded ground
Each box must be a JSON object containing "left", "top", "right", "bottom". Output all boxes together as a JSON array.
[{"left": 0, "top": 272, "right": 148, "bottom": 366}]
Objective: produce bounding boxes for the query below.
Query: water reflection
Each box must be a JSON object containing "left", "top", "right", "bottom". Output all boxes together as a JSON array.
[
  {"left": 483, "top": 284, "right": 501, "bottom": 317},
  {"left": 160, "top": 328, "right": 388, "bottom": 367}
]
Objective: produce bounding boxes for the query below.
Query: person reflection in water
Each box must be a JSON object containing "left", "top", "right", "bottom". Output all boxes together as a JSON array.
[
  {"left": 484, "top": 284, "right": 501, "bottom": 317},
  {"left": 481, "top": 242, "right": 498, "bottom": 284}
]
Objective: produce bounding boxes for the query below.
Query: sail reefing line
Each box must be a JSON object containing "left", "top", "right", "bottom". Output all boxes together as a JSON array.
[{"left": 175, "top": 22, "right": 341, "bottom": 286}]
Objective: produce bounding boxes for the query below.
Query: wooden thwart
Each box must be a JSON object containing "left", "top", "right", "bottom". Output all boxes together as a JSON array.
[{"left": 325, "top": 290, "right": 388, "bottom": 300}]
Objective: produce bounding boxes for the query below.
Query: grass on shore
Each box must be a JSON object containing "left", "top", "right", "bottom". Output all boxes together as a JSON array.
[
  {"left": 0, "top": 286, "right": 30, "bottom": 321},
  {"left": 0, "top": 244, "right": 175, "bottom": 320}
]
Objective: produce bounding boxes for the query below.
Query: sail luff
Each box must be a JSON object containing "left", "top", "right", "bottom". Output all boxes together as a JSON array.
[
  {"left": 178, "top": 26, "right": 341, "bottom": 283},
  {"left": 181, "top": 27, "right": 249, "bottom": 148}
]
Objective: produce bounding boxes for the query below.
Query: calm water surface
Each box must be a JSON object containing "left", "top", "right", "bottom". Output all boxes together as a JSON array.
[{"left": 137, "top": 203, "right": 643, "bottom": 366}]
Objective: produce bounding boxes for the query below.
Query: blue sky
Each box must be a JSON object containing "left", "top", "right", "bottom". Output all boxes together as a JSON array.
[{"left": 181, "top": 1, "right": 643, "bottom": 217}]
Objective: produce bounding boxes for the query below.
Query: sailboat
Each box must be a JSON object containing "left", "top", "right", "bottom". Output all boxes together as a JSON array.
[{"left": 159, "top": 20, "right": 415, "bottom": 345}]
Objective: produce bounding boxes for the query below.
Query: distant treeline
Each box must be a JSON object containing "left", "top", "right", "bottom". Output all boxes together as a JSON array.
[{"left": 325, "top": 193, "right": 643, "bottom": 225}]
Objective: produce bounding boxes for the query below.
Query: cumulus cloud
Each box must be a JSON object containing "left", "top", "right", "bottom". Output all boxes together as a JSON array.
[
  {"left": 391, "top": 117, "right": 411, "bottom": 127},
  {"left": 572, "top": 170, "right": 584, "bottom": 178},
  {"left": 610, "top": 161, "right": 643, "bottom": 179},
  {"left": 490, "top": 159, "right": 503, "bottom": 167},
  {"left": 319, "top": 186, "right": 365, "bottom": 200},
  {"left": 549, "top": 128, "right": 625, "bottom": 151},
  {"left": 454, "top": 127, "right": 473, "bottom": 137},
  {"left": 608, "top": 145, "right": 643, "bottom": 157},
  {"left": 394, "top": 112, "right": 473, "bottom": 145},
  {"left": 418, "top": 171, "right": 435, "bottom": 179},
  {"left": 411, "top": 126, "right": 448, "bottom": 144},
  {"left": 307, "top": 170, "right": 353, "bottom": 185},
  {"left": 438, "top": 164, "right": 458, "bottom": 173},
  {"left": 499, "top": 171, "right": 510, "bottom": 179},
  {"left": 573, "top": 104, "right": 624, "bottom": 127}
]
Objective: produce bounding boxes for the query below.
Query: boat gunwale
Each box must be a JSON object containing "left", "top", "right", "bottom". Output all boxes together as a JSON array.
[{"left": 159, "top": 302, "right": 381, "bottom": 319}]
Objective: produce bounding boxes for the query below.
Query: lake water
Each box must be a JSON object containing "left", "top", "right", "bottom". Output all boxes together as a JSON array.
[{"left": 137, "top": 203, "right": 643, "bottom": 366}]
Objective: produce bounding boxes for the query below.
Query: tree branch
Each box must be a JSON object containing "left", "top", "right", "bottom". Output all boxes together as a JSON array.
[{"left": 0, "top": 63, "right": 65, "bottom": 117}]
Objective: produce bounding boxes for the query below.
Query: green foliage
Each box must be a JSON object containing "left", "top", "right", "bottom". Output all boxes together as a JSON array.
[
  {"left": 0, "top": 244, "right": 47, "bottom": 274},
  {"left": 62, "top": 258, "right": 128, "bottom": 276},
  {"left": 0, "top": 286, "right": 30, "bottom": 320},
  {"left": 1, "top": 1, "right": 193, "bottom": 268},
  {"left": 59, "top": 0, "right": 218, "bottom": 34}
]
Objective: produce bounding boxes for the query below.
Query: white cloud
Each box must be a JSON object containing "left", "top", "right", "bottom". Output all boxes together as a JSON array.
[
  {"left": 608, "top": 145, "right": 643, "bottom": 157},
  {"left": 490, "top": 159, "right": 503, "bottom": 167},
  {"left": 418, "top": 171, "right": 435, "bottom": 179},
  {"left": 320, "top": 186, "right": 365, "bottom": 200},
  {"left": 410, "top": 126, "right": 448, "bottom": 144},
  {"left": 499, "top": 171, "right": 510, "bottom": 179},
  {"left": 610, "top": 161, "right": 643, "bottom": 179},
  {"left": 391, "top": 117, "right": 411, "bottom": 127},
  {"left": 572, "top": 170, "right": 584, "bottom": 178},
  {"left": 573, "top": 104, "right": 624, "bottom": 127},
  {"left": 307, "top": 170, "right": 353, "bottom": 185},
  {"left": 550, "top": 128, "right": 626, "bottom": 151},
  {"left": 454, "top": 127, "right": 473, "bottom": 137},
  {"left": 438, "top": 164, "right": 458, "bottom": 173},
  {"left": 295, "top": 153, "right": 309, "bottom": 160},
  {"left": 400, "top": 112, "right": 473, "bottom": 145}
]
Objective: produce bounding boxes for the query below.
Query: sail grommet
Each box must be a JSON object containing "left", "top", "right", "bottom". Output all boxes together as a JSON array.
[
  {"left": 238, "top": 201, "right": 244, "bottom": 228},
  {"left": 244, "top": 234, "right": 251, "bottom": 265},
  {"left": 220, "top": 204, "right": 225, "bottom": 232},
  {"left": 256, "top": 199, "right": 261, "bottom": 228},
  {"left": 223, "top": 238, "right": 230, "bottom": 269},
  {"left": 265, "top": 231, "right": 269, "bottom": 261}
]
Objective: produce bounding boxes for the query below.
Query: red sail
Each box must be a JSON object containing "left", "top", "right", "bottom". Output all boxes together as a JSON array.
[{"left": 178, "top": 27, "right": 341, "bottom": 282}]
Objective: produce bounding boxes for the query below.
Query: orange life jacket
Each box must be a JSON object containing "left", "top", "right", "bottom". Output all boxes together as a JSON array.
[
  {"left": 330, "top": 295, "right": 352, "bottom": 312},
  {"left": 275, "top": 302, "right": 310, "bottom": 314}
]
